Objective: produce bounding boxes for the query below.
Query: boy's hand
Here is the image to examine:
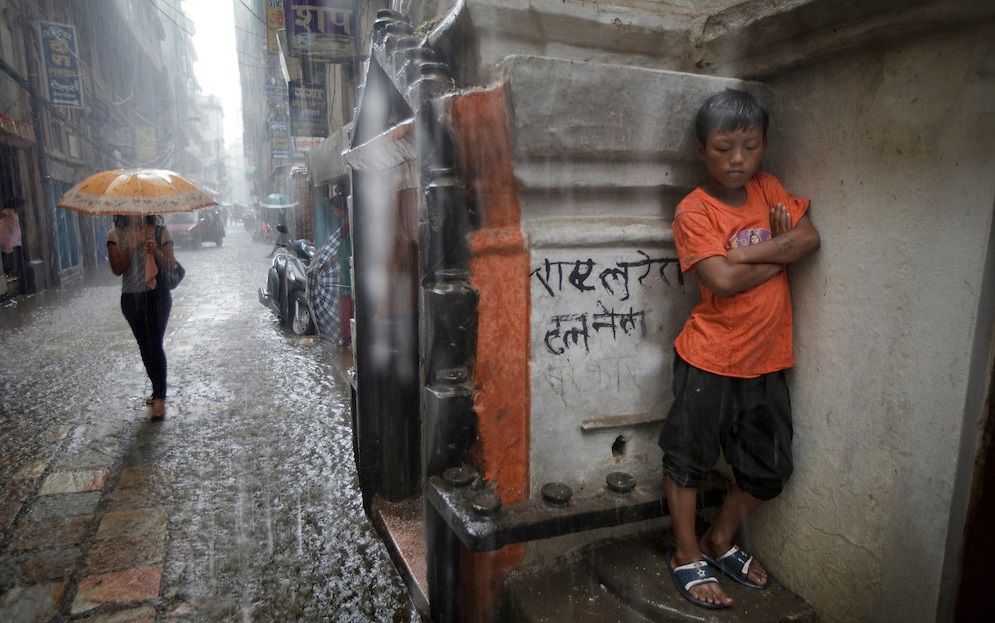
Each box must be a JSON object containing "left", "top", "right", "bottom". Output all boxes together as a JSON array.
[{"left": 770, "top": 203, "right": 793, "bottom": 236}]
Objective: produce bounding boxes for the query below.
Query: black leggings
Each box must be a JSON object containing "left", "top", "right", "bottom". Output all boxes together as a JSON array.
[{"left": 121, "top": 288, "right": 172, "bottom": 399}]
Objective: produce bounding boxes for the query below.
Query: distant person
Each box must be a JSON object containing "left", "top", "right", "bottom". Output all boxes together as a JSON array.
[
  {"left": 0, "top": 197, "right": 25, "bottom": 281},
  {"left": 266, "top": 220, "right": 292, "bottom": 258},
  {"left": 107, "top": 214, "right": 177, "bottom": 419},
  {"left": 661, "top": 89, "right": 821, "bottom": 609}
]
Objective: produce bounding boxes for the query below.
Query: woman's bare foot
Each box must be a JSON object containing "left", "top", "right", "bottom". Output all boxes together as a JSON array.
[
  {"left": 147, "top": 398, "right": 166, "bottom": 420},
  {"left": 671, "top": 550, "right": 733, "bottom": 608},
  {"left": 700, "top": 532, "right": 768, "bottom": 587}
]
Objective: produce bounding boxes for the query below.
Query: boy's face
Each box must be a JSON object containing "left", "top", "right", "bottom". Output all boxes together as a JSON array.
[{"left": 697, "top": 125, "right": 766, "bottom": 190}]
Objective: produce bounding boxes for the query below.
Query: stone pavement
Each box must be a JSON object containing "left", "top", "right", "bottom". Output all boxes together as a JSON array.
[{"left": 1, "top": 425, "right": 166, "bottom": 622}]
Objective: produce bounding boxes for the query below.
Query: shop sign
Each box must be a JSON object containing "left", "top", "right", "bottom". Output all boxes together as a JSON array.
[
  {"left": 102, "top": 125, "right": 133, "bottom": 149},
  {"left": 284, "top": 0, "right": 355, "bottom": 62},
  {"left": 293, "top": 136, "right": 323, "bottom": 153},
  {"left": 135, "top": 127, "right": 157, "bottom": 163},
  {"left": 288, "top": 80, "right": 327, "bottom": 138},
  {"left": 266, "top": 0, "right": 285, "bottom": 55},
  {"left": 38, "top": 21, "right": 84, "bottom": 108},
  {"left": 266, "top": 75, "right": 287, "bottom": 108},
  {"left": 270, "top": 119, "right": 290, "bottom": 159}
]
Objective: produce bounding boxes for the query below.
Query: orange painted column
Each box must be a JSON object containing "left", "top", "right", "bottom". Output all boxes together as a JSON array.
[{"left": 447, "top": 85, "right": 530, "bottom": 621}]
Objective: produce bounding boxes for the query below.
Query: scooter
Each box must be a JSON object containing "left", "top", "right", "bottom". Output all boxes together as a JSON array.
[{"left": 258, "top": 225, "right": 316, "bottom": 335}]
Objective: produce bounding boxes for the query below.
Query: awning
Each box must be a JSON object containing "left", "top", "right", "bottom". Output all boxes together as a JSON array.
[
  {"left": 0, "top": 114, "right": 35, "bottom": 148},
  {"left": 308, "top": 122, "right": 353, "bottom": 185}
]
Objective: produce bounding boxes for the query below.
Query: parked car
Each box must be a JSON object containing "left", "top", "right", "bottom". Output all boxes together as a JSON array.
[{"left": 164, "top": 208, "right": 225, "bottom": 248}]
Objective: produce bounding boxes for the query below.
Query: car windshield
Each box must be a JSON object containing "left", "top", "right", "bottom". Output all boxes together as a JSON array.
[{"left": 164, "top": 212, "right": 196, "bottom": 224}]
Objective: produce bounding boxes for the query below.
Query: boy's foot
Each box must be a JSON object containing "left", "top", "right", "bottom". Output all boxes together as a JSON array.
[
  {"left": 700, "top": 536, "right": 768, "bottom": 589},
  {"left": 668, "top": 550, "right": 732, "bottom": 609},
  {"left": 147, "top": 398, "right": 166, "bottom": 420}
]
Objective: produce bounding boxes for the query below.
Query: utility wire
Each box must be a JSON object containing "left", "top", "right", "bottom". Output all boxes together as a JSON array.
[
  {"left": 237, "top": 0, "right": 267, "bottom": 27},
  {"left": 147, "top": 0, "right": 195, "bottom": 37}
]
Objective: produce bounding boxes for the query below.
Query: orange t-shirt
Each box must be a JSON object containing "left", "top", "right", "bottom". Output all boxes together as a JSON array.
[{"left": 672, "top": 172, "right": 810, "bottom": 378}]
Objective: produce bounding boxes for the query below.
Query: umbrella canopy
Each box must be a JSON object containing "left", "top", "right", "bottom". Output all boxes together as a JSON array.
[
  {"left": 306, "top": 232, "right": 346, "bottom": 344},
  {"left": 260, "top": 193, "right": 298, "bottom": 209},
  {"left": 58, "top": 169, "right": 217, "bottom": 216}
]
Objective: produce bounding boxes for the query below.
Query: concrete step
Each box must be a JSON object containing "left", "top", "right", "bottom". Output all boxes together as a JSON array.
[{"left": 503, "top": 532, "right": 816, "bottom": 623}]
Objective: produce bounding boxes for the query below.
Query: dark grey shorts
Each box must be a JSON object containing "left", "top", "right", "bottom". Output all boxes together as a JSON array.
[{"left": 659, "top": 352, "right": 793, "bottom": 501}]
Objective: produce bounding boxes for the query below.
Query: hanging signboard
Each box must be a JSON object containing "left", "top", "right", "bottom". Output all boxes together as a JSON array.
[
  {"left": 265, "top": 75, "right": 287, "bottom": 107},
  {"left": 293, "top": 136, "right": 323, "bottom": 153},
  {"left": 288, "top": 80, "right": 327, "bottom": 138},
  {"left": 283, "top": 0, "right": 355, "bottom": 62},
  {"left": 266, "top": 0, "right": 285, "bottom": 55},
  {"left": 38, "top": 21, "right": 84, "bottom": 108},
  {"left": 270, "top": 119, "right": 290, "bottom": 159},
  {"left": 135, "top": 127, "right": 157, "bottom": 163}
]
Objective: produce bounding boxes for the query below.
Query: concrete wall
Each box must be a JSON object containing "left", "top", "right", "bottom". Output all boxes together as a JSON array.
[
  {"left": 495, "top": 57, "right": 766, "bottom": 494},
  {"left": 745, "top": 24, "right": 995, "bottom": 623}
]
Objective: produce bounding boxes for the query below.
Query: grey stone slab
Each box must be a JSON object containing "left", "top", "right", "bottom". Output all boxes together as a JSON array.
[
  {"left": 25, "top": 491, "right": 102, "bottom": 520},
  {"left": 591, "top": 534, "right": 816, "bottom": 622},
  {"left": 1, "top": 545, "right": 81, "bottom": 584},
  {"left": 0, "top": 582, "right": 66, "bottom": 623},
  {"left": 499, "top": 55, "right": 764, "bottom": 164}
]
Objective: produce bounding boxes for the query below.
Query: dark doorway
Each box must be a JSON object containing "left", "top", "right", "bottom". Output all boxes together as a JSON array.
[{"left": 954, "top": 348, "right": 995, "bottom": 621}]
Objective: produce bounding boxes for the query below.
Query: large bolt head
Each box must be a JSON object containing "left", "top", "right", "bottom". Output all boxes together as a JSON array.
[
  {"left": 443, "top": 465, "right": 478, "bottom": 488},
  {"left": 541, "top": 482, "right": 573, "bottom": 505},
  {"left": 606, "top": 471, "right": 636, "bottom": 493},
  {"left": 471, "top": 492, "right": 502, "bottom": 516}
]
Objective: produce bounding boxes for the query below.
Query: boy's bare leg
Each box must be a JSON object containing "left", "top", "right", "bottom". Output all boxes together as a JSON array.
[
  {"left": 700, "top": 484, "right": 769, "bottom": 586},
  {"left": 666, "top": 476, "right": 733, "bottom": 607}
]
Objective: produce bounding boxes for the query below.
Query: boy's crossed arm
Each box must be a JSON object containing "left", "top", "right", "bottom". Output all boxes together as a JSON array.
[
  {"left": 730, "top": 203, "right": 821, "bottom": 266},
  {"left": 694, "top": 204, "right": 821, "bottom": 299}
]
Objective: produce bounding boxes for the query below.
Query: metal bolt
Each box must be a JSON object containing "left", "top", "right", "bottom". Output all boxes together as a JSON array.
[
  {"left": 376, "top": 9, "right": 407, "bottom": 21},
  {"left": 471, "top": 492, "right": 502, "bottom": 516},
  {"left": 436, "top": 367, "right": 467, "bottom": 384},
  {"left": 606, "top": 471, "right": 636, "bottom": 493},
  {"left": 442, "top": 465, "right": 477, "bottom": 488},
  {"left": 541, "top": 482, "right": 573, "bottom": 505}
]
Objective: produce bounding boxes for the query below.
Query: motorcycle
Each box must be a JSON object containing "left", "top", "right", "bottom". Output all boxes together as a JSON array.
[{"left": 258, "top": 225, "right": 316, "bottom": 335}]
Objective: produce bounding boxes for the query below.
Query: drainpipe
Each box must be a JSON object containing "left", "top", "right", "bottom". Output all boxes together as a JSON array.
[{"left": 18, "top": 0, "right": 59, "bottom": 290}]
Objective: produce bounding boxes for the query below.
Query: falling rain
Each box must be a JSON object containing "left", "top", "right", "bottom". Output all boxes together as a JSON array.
[{"left": 1, "top": 1, "right": 994, "bottom": 623}]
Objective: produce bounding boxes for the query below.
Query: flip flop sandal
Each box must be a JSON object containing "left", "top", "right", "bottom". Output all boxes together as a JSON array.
[
  {"left": 702, "top": 544, "right": 768, "bottom": 590},
  {"left": 668, "top": 550, "right": 728, "bottom": 610}
]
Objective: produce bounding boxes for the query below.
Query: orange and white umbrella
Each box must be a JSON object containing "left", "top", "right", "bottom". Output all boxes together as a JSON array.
[{"left": 58, "top": 169, "right": 217, "bottom": 216}]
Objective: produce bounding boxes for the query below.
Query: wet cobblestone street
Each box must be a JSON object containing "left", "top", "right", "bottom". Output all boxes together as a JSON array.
[{"left": 0, "top": 229, "right": 416, "bottom": 622}]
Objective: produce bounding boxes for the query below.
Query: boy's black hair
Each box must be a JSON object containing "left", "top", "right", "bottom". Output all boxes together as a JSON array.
[{"left": 695, "top": 89, "right": 768, "bottom": 144}]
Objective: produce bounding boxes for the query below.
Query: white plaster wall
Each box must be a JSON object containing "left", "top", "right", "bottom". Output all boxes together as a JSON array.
[
  {"left": 527, "top": 227, "right": 697, "bottom": 492},
  {"left": 744, "top": 25, "right": 995, "bottom": 623}
]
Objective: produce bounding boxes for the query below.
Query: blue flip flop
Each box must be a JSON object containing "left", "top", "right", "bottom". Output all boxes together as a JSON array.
[
  {"left": 702, "top": 544, "right": 768, "bottom": 590},
  {"left": 668, "top": 550, "right": 728, "bottom": 610}
]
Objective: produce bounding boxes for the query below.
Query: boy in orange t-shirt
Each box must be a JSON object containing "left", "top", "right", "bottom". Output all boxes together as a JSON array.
[{"left": 661, "top": 89, "right": 821, "bottom": 610}]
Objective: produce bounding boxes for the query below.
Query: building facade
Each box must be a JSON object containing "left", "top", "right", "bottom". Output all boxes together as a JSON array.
[{"left": 0, "top": 0, "right": 204, "bottom": 295}]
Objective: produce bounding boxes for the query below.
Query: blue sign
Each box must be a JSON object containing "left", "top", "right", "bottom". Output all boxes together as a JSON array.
[
  {"left": 39, "top": 21, "right": 83, "bottom": 108},
  {"left": 284, "top": 0, "right": 355, "bottom": 62}
]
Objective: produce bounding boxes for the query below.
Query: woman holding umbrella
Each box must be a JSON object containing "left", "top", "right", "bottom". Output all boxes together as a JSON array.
[
  {"left": 59, "top": 169, "right": 215, "bottom": 419},
  {"left": 107, "top": 214, "right": 176, "bottom": 419}
]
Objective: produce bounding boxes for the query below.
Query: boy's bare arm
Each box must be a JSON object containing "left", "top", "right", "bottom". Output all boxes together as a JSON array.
[
  {"left": 728, "top": 211, "right": 821, "bottom": 266},
  {"left": 693, "top": 256, "right": 783, "bottom": 298}
]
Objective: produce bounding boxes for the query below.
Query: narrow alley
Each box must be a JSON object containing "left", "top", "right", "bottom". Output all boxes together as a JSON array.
[{"left": 0, "top": 228, "right": 415, "bottom": 622}]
